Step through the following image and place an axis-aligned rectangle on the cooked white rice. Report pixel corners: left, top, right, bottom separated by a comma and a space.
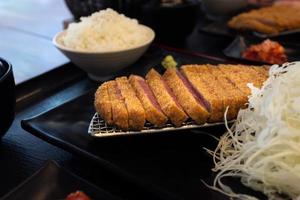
61, 8, 152, 51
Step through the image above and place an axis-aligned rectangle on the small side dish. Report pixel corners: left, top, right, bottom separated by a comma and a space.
242, 39, 287, 64
94, 64, 269, 131
209, 62, 300, 200
66, 191, 91, 200
228, 4, 300, 34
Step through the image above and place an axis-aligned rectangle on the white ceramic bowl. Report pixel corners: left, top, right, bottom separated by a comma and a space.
53, 26, 155, 81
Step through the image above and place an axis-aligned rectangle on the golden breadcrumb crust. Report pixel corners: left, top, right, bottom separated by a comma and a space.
146, 69, 188, 127
106, 80, 129, 131
163, 68, 210, 124
129, 75, 167, 127
116, 76, 146, 130
228, 5, 300, 34
206, 65, 248, 120
181, 65, 224, 122
94, 82, 113, 125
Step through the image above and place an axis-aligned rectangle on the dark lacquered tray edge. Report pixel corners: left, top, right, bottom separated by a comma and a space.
1, 160, 56, 200
21, 114, 179, 200
1, 160, 120, 200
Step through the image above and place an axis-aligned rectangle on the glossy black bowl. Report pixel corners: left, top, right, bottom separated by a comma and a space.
0, 58, 15, 137
139, 0, 200, 42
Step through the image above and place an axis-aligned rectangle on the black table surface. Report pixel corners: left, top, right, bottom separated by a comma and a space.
0, 2, 238, 199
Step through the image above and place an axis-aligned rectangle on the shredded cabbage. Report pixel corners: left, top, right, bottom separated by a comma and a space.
209, 62, 300, 200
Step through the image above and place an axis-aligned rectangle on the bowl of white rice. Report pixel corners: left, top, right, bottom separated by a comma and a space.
53, 8, 155, 81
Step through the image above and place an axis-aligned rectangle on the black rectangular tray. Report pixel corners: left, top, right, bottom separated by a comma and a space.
1, 160, 120, 200
21, 45, 265, 200
200, 20, 300, 38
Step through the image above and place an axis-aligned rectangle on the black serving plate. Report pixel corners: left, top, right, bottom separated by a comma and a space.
21, 45, 266, 199
223, 36, 300, 65
1, 160, 120, 200
199, 20, 300, 47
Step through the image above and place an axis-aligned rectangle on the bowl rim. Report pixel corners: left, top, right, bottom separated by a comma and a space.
52, 25, 155, 55
0, 58, 12, 83
145, 0, 200, 9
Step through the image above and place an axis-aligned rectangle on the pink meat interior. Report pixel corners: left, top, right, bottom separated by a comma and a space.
136, 76, 163, 112
161, 76, 183, 109
178, 70, 211, 112
113, 82, 123, 100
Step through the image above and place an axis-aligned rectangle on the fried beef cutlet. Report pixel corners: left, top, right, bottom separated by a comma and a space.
190, 64, 246, 121
146, 68, 188, 127
218, 65, 251, 95
181, 65, 224, 122
218, 64, 267, 95
95, 64, 269, 131
251, 66, 270, 80
234, 65, 268, 88
106, 80, 129, 131
228, 5, 300, 34
116, 77, 145, 130
247, 66, 270, 88
194, 65, 236, 120
163, 68, 210, 124
129, 75, 168, 127
206, 65, 248, 119
94, 82, 113, 125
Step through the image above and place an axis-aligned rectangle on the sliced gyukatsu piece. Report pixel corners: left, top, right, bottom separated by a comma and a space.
251, 65, 270, 80
218, 64, 267, 95
94, 82, 113, 125
239, 65, 269, 88
106, 80, 129, 130
206, 65, 248, 120
192, 64, 234, 121
115, 76, 146, 130
218, 64, 253, 95
146, 68, 188, 127
181, 65, 224, 122
129, 75, 167, 127
234, 64, 267, 88
163, 68, 210, 124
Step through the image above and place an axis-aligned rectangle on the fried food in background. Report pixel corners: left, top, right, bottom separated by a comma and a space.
228, 5, 300, 34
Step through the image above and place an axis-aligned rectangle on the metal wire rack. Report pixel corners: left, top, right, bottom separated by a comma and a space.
88, 113, 228, 138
